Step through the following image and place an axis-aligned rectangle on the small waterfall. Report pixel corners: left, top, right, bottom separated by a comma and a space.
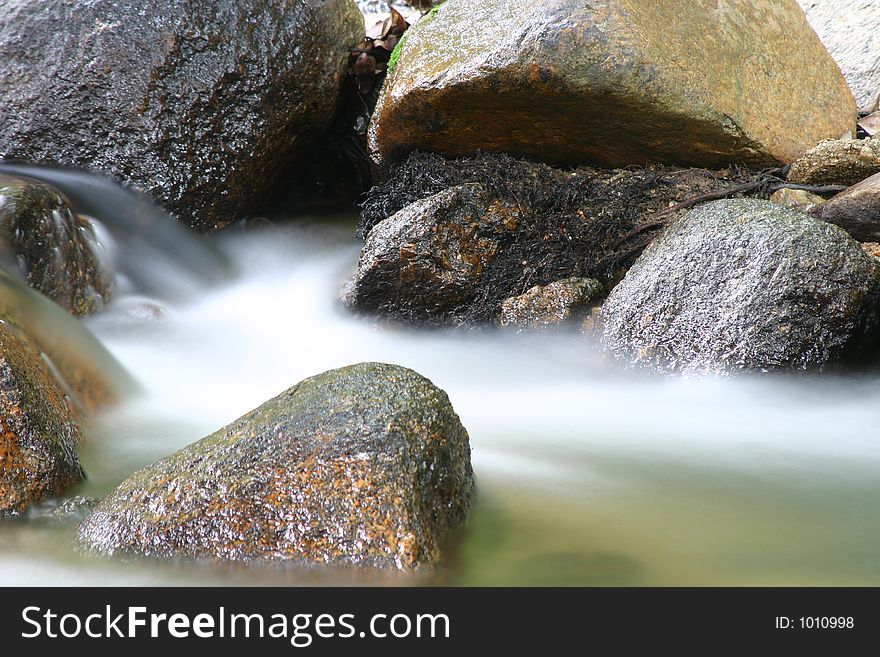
0, 163, 233, 302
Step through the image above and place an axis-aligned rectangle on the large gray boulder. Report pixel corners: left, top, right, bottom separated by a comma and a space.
77, 363, 474, 570
798, 0, 880, 112
371, 0, 854, 171
597, 199, 880, 373
0, 0, 363, 231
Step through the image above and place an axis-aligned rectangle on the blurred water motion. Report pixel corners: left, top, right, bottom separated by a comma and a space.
0, 168, 879, 585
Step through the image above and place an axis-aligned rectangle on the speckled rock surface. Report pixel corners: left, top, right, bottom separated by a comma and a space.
597, 199, 880, 373
0, 179, 112, 315
499, 278, 603, 330
345, 184, 522, 324
371, 0, 854, 171
0, 0, 362, 231
77, 363, 474, 569
769, 187, 826, 212
798, 0, 880, 112
787, 139, 880, 186
0, 320, 85, 515
811, 171, 880, 241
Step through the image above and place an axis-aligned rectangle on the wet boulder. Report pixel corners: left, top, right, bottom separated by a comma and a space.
0, 180, 112, 316
370, 0, 854, 171
811, 172, 880, 241
798, 0, 880, 113
499, 278, 603, 331
0, 321, 85, 515
77, 363, 474, 570
345, 184, 522, 325
597, 199, 880, 373
787, 139, 880, 187
0, 0, 363, 231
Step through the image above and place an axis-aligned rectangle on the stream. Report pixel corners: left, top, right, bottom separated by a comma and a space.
1, 211, 879, 586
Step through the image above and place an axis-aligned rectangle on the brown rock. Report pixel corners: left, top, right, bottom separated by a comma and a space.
76, 363, 474, 570
787, 139, 880, 186
0, 179, 112, 316
769, 188, 826, 212
811, 171, 880, 241
371, 0, 854, 171
0, 320, 85, 515
499, 278, 603, 330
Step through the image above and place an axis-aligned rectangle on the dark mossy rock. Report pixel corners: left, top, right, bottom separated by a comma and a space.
811, 171, 880, 241
0, 0, 362, 231
350, 152, 766, 325
597, 199, 880, 373
77, 363, 474, 569
0, 320, 85, 515
0, 180, 112, 315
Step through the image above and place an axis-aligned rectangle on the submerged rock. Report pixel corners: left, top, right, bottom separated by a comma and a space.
0, 0, 362, 231
597, 199, 880, 373
798, 0, 880, 113
0, 180, 112, 315
787, 139, 880, 186
0, 320, 85, 515
499, 278, 603, 331
370, 0, 854, 171
811, 172, 880, 241
77, 363, 474, 569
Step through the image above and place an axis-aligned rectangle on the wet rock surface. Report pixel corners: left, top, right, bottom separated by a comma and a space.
811, 172, 880, 241
0, 0, 362, 231
351, 152, 769, 325
597, 199, 880, 373
77, 363, 474, 569
370, 0, 854, 171
499, 278, 603, 330
0, 320, 85, 515
0, 180, 112, 316
787, 139, 880, 187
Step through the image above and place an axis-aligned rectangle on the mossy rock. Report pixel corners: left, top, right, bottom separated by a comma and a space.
0, 320, 85, 515
77, 363, 474, 570
370, 0, 854, 171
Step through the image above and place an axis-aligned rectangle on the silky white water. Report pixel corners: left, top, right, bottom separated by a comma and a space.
1, 218, 879, 586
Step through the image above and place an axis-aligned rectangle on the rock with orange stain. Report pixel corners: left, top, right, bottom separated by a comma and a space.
77, 363, 474, 570
0, 320, 85, 515
370, 0, 854, 172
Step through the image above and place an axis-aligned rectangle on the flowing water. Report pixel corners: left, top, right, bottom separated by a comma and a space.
1, 172, 879, 586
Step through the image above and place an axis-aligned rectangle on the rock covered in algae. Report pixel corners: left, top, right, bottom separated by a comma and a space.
597, 199, 880, 373
77, 363, 474, 569
0, 0, 363, 231
370, 0, 854, 171
0, 320, 85, 515
0, 179, 112, 316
